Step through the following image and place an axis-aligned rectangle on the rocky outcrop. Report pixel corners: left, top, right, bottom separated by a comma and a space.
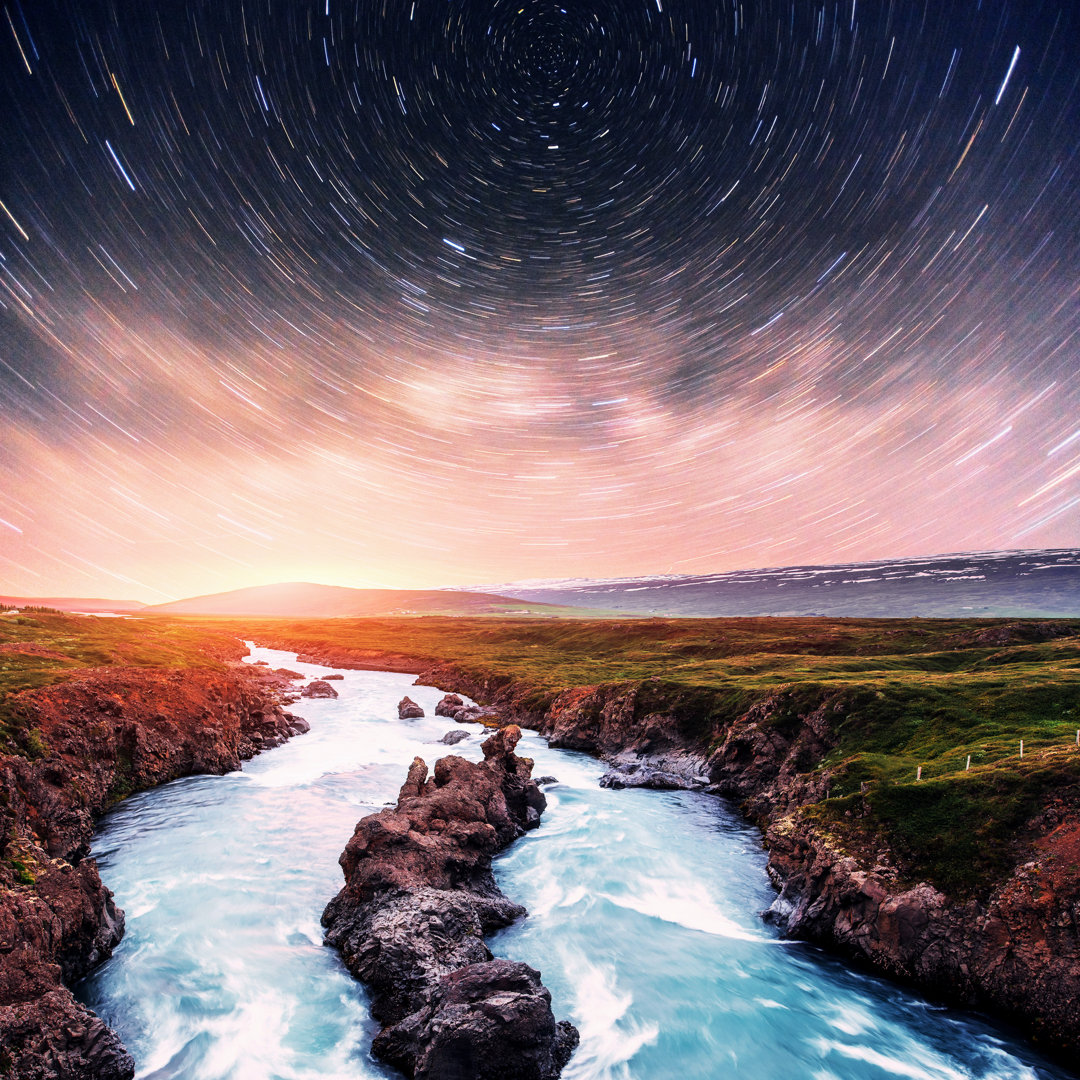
398, 696, 425, 719
439, 730, 470, 745
302, 679, 339, 699
322, 726, 578, 1079
763, 799, 1080, 1053
241, 636, 1080, 1062
599, 756, 708, 791
434, 692, 499, 725
0, 663, 308, 1080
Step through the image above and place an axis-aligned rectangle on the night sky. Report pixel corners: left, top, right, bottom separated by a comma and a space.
1, 1, 1078, 601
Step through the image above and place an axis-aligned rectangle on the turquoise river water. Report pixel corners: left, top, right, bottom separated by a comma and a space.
78, 645, 1072, 1080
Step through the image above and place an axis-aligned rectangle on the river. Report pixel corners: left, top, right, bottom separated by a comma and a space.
78, 645, 1071, 1080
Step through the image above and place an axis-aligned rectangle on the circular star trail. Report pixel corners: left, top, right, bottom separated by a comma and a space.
1, 0, 1078, 598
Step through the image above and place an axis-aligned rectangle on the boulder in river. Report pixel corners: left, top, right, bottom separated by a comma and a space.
301, 680, 339, 699
373, 958, 579, 1080
439, 729, 470, 745
398, 696, 425, 719
599, 764, 707, 791
434, 693, 464, 716
322, 725, 577, 1077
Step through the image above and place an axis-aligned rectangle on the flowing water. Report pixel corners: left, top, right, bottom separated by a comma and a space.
80, 646, 1071, 1080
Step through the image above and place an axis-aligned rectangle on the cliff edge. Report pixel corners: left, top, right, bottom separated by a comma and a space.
0, 659, 308, 1079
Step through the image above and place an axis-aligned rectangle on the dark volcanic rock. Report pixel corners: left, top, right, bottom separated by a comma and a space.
373, 958, 579, 1080
599, 764, 705, 791
763, 802, 1080, 1054
439, 730, 470, 745
302, 679, 339, 699
0, 990, 134, 1080
401, 661, 1080, 1061
322, 726, 575, 1078
322, 673, 345, 680
432, 692, 502, 725
598, 749, 709, 792
398, 696, 425, 719
454, 705, 500, 725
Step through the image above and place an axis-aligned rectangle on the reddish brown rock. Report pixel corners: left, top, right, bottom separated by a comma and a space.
398, 696, 425, 719
434, 693, 464, 717
397, 662, 1080, 1062
302, 679, 339, 699
246, 638, 1080, 1062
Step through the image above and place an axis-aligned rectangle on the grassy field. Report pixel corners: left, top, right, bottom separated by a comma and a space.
3, 610, 1078, 895
0, 611, 243, 753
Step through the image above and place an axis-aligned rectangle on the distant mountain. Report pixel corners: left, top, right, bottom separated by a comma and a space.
469, 549, 1080, 618
0, 595, 147, 613
145, 581, 561, 617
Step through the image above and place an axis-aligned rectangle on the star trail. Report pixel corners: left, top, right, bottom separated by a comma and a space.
1, 0, 1078, 599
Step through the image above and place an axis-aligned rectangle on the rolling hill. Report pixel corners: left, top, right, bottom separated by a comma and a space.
144, 581, 564, 617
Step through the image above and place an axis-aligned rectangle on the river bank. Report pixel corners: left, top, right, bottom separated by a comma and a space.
240, 616, 1080, 1065
3, 612, 1077, 1075
0, 620, 307, 1079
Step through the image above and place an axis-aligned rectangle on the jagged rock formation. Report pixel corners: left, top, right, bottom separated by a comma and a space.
762, 788, 1080, 1052
246, 631, 1080, 1061
322, 725, 578, 1079
434, 693, 464, 716
0, 663, 308, 1080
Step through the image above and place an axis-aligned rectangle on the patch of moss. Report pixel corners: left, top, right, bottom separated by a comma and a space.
8, 853, 35, 886
107, 746, 136, 804
21, 727, 48, 760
